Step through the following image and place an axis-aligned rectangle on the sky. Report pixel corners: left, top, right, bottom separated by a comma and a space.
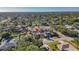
0, 7, 79, 12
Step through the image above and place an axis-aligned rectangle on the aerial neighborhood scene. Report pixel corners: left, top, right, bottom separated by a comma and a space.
0, 7, 79, 51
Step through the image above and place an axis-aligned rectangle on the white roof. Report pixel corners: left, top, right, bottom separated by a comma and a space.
65, 25, 73, 28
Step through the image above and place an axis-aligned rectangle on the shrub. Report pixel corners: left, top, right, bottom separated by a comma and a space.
48, 41, 60, 51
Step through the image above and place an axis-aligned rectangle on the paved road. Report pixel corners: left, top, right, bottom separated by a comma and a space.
53, 30, 78, 51
58, 40, 77, 51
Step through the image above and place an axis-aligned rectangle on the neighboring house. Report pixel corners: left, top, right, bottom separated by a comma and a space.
76, 16, 79, 20
65, 25, 75, 30
0, 38, 17, 50
53, 16, 59, 21
0, 28, 10, 32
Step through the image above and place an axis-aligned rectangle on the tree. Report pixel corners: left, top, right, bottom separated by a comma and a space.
33, 39, 43, 47
1, 32, 11, 39
48, 41, 60, 51
14, 40, 31, 51
26, 45, 40, 51
22, 36, 33, 42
